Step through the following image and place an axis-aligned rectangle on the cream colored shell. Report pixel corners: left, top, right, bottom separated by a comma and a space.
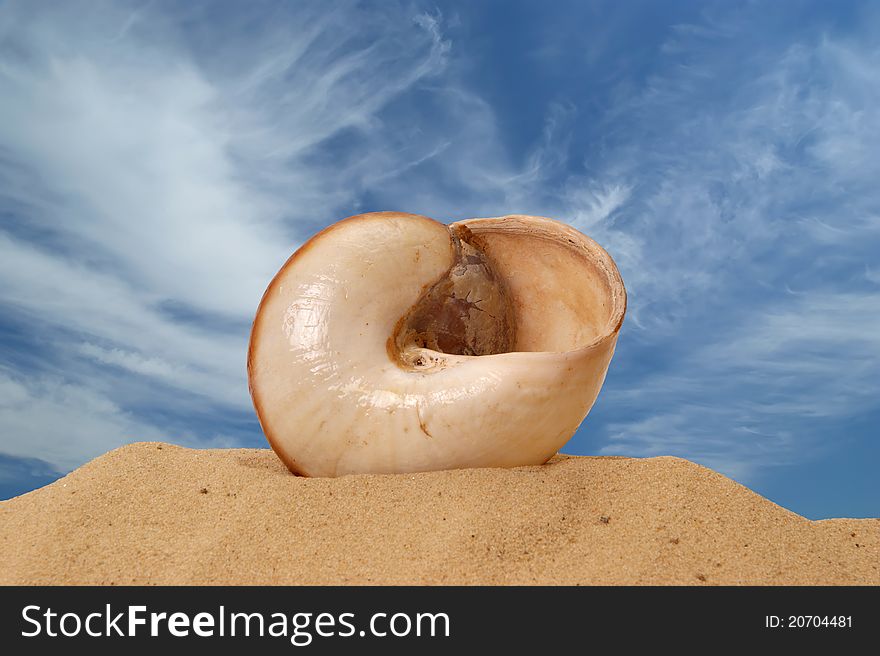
248, 212, 626, 477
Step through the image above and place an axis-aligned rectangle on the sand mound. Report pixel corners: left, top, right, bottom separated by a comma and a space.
1, 442, 877, 585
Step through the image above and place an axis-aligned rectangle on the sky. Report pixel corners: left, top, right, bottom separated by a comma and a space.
0, 0, 878, 519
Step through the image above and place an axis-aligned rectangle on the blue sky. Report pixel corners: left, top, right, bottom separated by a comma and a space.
0, 0, 878, 519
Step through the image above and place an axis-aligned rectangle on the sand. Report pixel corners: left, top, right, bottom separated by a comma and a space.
0, 442, 877, 585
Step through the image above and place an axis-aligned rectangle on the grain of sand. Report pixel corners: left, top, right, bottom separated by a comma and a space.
1, 442, 877, 585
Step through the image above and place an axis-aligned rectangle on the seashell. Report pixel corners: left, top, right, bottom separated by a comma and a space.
247, 212, 626, 476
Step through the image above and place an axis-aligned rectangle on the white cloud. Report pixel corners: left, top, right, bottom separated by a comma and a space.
567, 183, 631, 230
599, 289, 880, 476
0, 369, 167, 472
562, 24, 880, 479
78, 343, 187, 384
0, 232, 246, 408
0, 366, 241, 472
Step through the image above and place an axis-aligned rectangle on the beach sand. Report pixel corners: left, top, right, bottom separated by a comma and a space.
1, 442, 877, 585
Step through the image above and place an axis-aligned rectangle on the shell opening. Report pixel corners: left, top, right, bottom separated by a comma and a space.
392, 225, 516, 370
389, 215, 626, 372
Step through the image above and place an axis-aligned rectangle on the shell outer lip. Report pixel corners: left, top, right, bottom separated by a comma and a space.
451, 214, 627, 355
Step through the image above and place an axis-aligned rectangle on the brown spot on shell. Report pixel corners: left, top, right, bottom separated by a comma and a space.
392, 225, 516, 365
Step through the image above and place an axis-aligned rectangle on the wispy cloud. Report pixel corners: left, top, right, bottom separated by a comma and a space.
556, 9, 880, 481
0, 368, 167, 471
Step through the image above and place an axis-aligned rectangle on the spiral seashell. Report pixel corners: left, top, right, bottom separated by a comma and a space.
248, 212, 626, 476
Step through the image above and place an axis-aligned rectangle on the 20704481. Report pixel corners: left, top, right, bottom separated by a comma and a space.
765, 615, 852, 628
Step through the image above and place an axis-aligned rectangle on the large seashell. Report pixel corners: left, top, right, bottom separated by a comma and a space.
247, 212, 626, 476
